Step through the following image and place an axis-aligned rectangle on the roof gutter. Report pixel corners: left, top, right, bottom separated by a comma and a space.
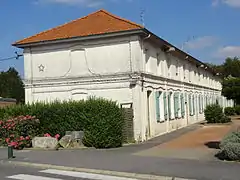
12, 29, 144, 48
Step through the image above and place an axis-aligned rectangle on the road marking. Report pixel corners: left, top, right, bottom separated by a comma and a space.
40, 169, 139, 180
7, 174, 63, 180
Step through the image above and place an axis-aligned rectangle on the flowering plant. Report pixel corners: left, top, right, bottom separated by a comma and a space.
44, 133, 60, 140
0, 115, 40, 150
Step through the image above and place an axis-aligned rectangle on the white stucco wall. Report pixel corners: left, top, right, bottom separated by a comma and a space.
22, 34, 233, 142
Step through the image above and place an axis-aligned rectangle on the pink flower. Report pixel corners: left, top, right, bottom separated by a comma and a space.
25, 136, 30, 140
5, 138, 10, 143
20, 136, 25, 140
9, 141, 18, 147
54, 134, 60, 140
44, 133, 51, 137
10, 134, 15, 138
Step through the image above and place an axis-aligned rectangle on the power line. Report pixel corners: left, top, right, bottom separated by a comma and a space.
0, 52, 23, 62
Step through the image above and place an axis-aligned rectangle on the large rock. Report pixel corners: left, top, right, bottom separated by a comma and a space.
32, 137, 58, 149
59, 135, 82, 148
59, 135, 72, 148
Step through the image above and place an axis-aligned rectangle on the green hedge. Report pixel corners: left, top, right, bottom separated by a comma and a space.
224, 107, 235, 116
219, 131, 240, 161
204, 104, 231, 124
82, 98, 124, 148
0, 101, 85, 137
0, 97, 124, 148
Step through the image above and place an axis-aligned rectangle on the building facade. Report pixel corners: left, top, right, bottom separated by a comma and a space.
13, 10, 234, 142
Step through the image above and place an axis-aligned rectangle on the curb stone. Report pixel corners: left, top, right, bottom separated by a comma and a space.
5, 161, 196, 180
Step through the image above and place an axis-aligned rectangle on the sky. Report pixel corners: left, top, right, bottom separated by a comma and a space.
1, 0, 240, 76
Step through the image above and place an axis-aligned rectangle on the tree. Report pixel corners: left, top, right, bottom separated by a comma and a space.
222, 77, 240, 105
0, 68, 24, 104
207, 57, 240, 105
222, 57, 240, 78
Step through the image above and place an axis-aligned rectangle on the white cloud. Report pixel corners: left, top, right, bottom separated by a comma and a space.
35, 0, 132, 7
185, 36, 218, 50
212, 0, 240, 8
35, 0, 103, 7
214, 46, 240, 58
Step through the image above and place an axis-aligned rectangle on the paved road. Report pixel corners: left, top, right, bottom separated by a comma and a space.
0, 163, 149, 180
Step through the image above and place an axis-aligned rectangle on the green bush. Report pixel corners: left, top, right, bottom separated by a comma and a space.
219, 131, 240, 161
0, 97, 124, 149
82, 97, 124, 148
0, 101, 85, 137
204, 104, 231, 123
224, 107, 235, 116
235, 106, 240, 115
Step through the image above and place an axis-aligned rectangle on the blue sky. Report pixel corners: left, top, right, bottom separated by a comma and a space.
1, 0, 240, 76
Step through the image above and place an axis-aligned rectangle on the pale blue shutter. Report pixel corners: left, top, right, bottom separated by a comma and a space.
198, 95, 201, 114
163, 92, 167, 120
193, 95, 195, 115
189, 94, 192, 116
168, 93, 172, 120
181, 93, 185, 117
155, 91, 160, 122
174, 92, 179, 118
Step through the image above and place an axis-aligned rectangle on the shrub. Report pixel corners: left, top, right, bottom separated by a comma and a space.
235, 106, 240, 115
218, 131, 240, 161
224, 107, 235, 116
0, 101, 86, 137
0, 98, 125, 149
0, 115, 40, 149
204, 104, 230, 123
82, 97, 124, 148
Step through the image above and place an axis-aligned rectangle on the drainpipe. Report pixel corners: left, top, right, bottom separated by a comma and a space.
139, 34, 151, 141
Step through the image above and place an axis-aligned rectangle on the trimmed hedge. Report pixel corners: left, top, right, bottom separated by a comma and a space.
0, 97, 124, 148
219, 131, 240, 161
0, 101, 85, 137
224, 107, 235, 116
204, 104, 231, 124
82, 98, 124, 148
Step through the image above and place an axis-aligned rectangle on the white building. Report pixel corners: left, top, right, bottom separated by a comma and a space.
13, 9, 233, 142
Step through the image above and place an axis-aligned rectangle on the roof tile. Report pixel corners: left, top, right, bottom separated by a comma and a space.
13, 9, 143, 46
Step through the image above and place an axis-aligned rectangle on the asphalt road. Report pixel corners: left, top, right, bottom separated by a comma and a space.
0, 163, 144, 180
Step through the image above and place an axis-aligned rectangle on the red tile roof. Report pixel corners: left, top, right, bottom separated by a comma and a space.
13, 9, 143, 46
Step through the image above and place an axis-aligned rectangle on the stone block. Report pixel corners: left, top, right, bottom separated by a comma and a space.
32, 137, 58, 149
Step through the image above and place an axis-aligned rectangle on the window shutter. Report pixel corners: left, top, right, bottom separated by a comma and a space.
181, 93, 185, 117
174, 93, 179, 118
189, 94, 192, 116
198, 95, 201, 114
168, 93, 172, 120
163, 92, 168, 120
193, 95, 195, 115
155, 91, 160, 122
